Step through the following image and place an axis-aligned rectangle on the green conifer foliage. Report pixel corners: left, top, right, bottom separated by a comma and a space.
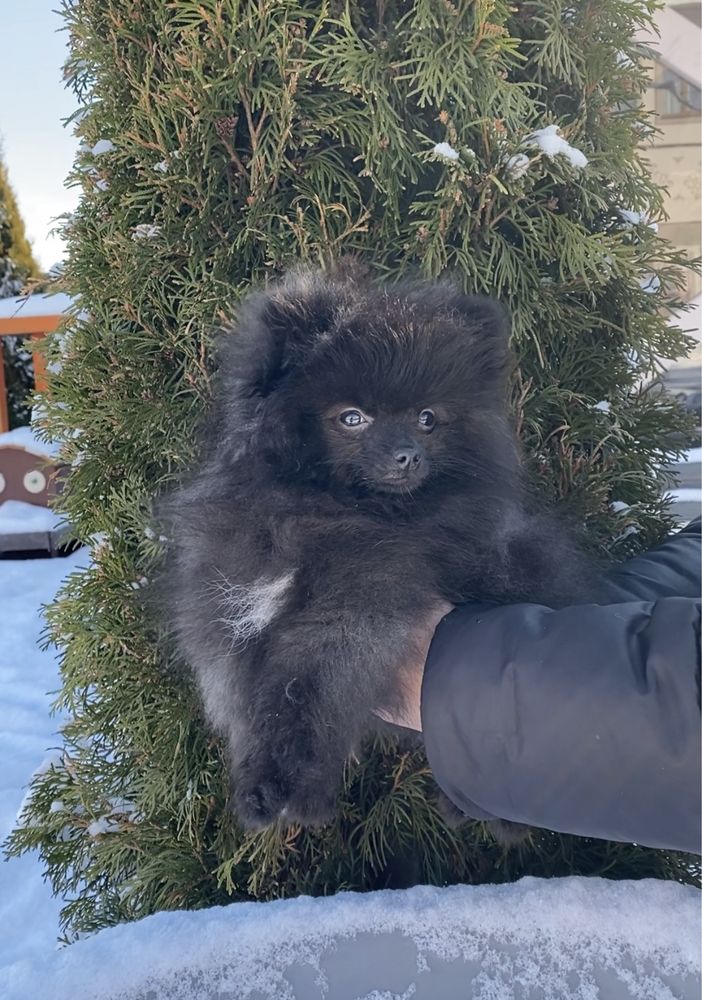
7, 0, 698, 937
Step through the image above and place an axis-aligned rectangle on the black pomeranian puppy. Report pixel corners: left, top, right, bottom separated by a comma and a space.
164, 263, 592, 832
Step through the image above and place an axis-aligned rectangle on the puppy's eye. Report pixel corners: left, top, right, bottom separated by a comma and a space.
417, 409, 436, 431
339, 409, 367, 428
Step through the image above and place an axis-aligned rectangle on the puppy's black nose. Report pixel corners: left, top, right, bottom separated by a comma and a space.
394, 448, 422, 469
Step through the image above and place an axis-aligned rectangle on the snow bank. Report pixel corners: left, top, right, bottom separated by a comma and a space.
0, 550, 86, 973
2, 877, 699, 1000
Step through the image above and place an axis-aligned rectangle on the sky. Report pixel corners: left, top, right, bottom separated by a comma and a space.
0, 0, 80, 271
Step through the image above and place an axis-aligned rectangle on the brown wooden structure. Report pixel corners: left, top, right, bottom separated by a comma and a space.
0, 296, 73, 554
0, 301, 64, 433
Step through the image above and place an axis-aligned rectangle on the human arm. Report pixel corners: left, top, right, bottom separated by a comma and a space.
421, 594, 701, 852
386, 520, 701, 852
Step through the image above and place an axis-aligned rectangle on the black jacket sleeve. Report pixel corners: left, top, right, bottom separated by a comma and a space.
421, 520, 701, 854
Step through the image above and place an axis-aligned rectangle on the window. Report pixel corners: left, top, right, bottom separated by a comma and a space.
655, 64, 702, 117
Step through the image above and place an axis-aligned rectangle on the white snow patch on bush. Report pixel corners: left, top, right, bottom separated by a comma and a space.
522, 125, 588, 169
616, 524, 641, 541
91, 139, 115, 156
131, 223, 161, 241
86, 799, 140, 837
503, 152, 530, 179
95, 179, 109, 192
593, 400, 611, 412
432, 142, 460, 161
143, 526, 169, 543
87, 816, 122, 837
618, 209, 658, 232
640, 273, 661, 294
611, 501, 630, 513
154, 160, 169, 173
1, 877, 699, 1000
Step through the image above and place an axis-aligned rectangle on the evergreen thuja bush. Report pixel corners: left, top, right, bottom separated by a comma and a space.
7, 0, 699, 937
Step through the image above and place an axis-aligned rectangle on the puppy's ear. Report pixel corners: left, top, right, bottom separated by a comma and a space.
402, 282, 512, 390
450, 293, 510, 342
446, 292, 513, 391
211, 270, 350, 471
218, 270, 342, 398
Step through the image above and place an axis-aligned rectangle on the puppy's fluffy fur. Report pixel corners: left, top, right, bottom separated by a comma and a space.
164, 264, 592, 831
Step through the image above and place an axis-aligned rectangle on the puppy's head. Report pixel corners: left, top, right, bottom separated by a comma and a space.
217, 265, 516, 497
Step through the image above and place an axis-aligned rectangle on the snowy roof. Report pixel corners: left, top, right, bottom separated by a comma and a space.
0, 293, 73, 320
1, 876, 698, 1000
0, 427, 61, 458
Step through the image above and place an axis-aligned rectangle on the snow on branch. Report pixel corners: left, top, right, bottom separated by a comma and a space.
522, 124, 588, 169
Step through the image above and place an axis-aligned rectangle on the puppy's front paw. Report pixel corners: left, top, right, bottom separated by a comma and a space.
233, 763, 288, 829
486, 818, 532, 848
231, 750, 339, 830
280, 779, 338, 828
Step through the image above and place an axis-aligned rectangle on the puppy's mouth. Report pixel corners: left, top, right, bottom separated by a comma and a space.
373, 471, 429, 494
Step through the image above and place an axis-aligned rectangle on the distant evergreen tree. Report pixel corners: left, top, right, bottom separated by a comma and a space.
0, 158, 39, 277
7, 0, 698, 940
0, 154, 39, 428
0, 207, 21, 297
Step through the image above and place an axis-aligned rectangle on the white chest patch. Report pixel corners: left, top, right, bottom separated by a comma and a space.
214, 571, 295, 646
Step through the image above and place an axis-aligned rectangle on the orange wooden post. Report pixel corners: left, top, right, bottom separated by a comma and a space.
31, 334, 49, 394
0, 338, 9, 433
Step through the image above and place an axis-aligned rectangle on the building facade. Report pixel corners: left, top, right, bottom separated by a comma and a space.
641, 1, 701, 301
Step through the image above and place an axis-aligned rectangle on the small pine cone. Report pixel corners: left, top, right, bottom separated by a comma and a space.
215, 115, 238, 140
482, 22, 507, 37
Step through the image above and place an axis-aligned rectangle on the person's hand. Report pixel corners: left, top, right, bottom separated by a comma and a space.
374, 600, 453, 731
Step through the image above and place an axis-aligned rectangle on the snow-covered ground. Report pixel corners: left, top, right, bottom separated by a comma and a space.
0, 549, 85, 975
